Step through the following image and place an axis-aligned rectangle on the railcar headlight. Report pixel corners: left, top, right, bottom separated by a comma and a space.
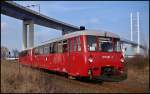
88, 58, 93, 63
120, 58, 124, 63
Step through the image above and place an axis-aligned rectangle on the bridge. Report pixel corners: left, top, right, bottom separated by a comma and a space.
120, 38, 146, 50
1, 1, 80, 49
1, 1, 147, 55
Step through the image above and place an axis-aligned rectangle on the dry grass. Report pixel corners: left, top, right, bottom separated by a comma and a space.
1, 60, 54, 93
125, 55, 149, 88
126, 55, 149, 69
1, 60, 100, 93
1, 56, 149, 93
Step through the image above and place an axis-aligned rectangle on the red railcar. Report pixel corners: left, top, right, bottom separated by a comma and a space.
19, 30, 127, 81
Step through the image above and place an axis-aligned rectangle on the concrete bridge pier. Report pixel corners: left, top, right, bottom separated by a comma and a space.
22, 20, 34, 50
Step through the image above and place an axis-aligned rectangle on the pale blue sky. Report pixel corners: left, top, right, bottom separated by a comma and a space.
1, 1, 149, 51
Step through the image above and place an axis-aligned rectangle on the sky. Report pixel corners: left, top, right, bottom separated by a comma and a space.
1, 1, 149, 52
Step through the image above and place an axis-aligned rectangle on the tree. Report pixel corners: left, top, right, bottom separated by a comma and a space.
1, 46, 9, 59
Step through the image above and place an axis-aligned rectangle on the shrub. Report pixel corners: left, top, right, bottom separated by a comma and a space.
126, 55, 149, 70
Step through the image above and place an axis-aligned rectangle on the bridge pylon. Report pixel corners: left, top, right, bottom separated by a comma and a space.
22, 20, 34, 50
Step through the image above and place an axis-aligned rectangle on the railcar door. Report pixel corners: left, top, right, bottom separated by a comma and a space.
43, 44, 50, 69
33, 48, 39, 68
68, 38, 74, 75
38, 46, 45, 68
68, 37, 82, 76
62, 40, 69, 73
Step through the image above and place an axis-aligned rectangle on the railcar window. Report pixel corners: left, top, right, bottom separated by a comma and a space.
69, 39, 73, 52
19, 52, 22, 56
44, 45, 49, 55
87, 36, 97, 51
49, 43, 53, 53
25, 50, 28, 56
19, 50, 28, 56
63, 40, 68, 52
51, 43, 55, 53
49, 44, 51, 53
77, 37, 81, 51
39, 47, 44, 54
114, 39, 121, 52
99, 37, 113, 52
54, 42, 58, 53
34, 48, 39, 55
74, 38, 77, 51
58, 41, 63, 53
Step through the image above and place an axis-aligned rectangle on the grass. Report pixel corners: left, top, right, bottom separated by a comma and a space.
1, 56, 149, 93
1, 60, 53, 93
126, 55, 149, 69
125, 55, 149, 88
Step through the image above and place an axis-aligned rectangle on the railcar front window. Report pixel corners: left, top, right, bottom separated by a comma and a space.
87, 36, 97, 51
99, 37, 113, 52
87, 36, 121, 52
99, 41, 113, 52
114, 40, 121, 52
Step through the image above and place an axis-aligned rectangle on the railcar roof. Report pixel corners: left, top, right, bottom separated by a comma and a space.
22, 30, 120, 50
65, 30, 120, 38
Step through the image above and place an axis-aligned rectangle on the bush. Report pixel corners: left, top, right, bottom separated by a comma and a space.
126, 55, 149, 70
